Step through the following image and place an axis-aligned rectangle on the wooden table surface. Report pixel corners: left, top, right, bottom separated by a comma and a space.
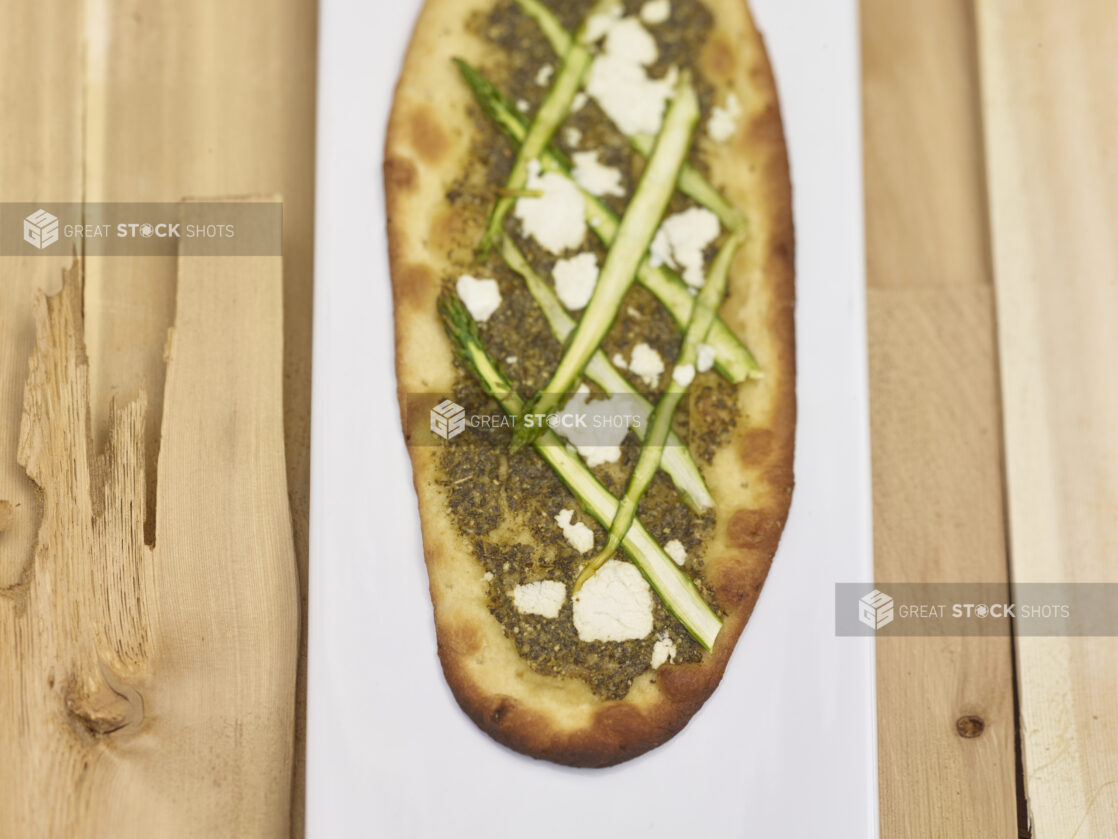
2, 1, 1116, 836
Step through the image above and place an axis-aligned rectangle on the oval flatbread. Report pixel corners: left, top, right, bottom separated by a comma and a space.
384, 0, 794, 767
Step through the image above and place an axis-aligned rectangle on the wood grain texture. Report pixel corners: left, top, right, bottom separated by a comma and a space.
0, 0, 82, 590
79, 1, 317, 828
862, 0, 992, 289
862, 1, 1019, 834
868, 286, 1018, 838
0, 256, 298, 837
977, 1, 1118, 835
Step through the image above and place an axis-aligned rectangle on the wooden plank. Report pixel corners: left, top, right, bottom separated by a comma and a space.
0, 0, 82, 589
0, 255, 298, 836
868, 286, 1018, 838
976, 2, 1118, 835
862, 1, 1020, 834
862, 0, 992, 289
80, 1, 317, 827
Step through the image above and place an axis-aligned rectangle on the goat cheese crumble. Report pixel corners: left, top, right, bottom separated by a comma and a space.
512, 580, 567, 619
672, 363, 695, 387
708, 91, 742, 142
584, 14, 677, 136
514, 160, 587, 254
455, 275, 502, 322
553, 385, 644, 467
572, 150, 625, 198
663, 539, 687, 566
696, 343, 716, 373
627, 342, 665, 388
555, 508, 595, 554
640, 0, 671, 25
650, 207, 721, 287
553, 252, 600, 310
573, 559, 654, 642
650, 632, 678, 668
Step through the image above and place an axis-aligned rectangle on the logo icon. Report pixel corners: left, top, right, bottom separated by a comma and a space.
858, 589, 894, 630
23, 209, 59, 249
430, 399, 466, 441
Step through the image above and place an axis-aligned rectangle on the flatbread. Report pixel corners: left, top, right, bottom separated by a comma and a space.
384, 0, 794, 767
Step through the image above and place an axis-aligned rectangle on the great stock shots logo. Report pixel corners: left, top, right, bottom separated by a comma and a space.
430, 399, 466, 441
858, 589, 894, 630
23, 209, 59, 249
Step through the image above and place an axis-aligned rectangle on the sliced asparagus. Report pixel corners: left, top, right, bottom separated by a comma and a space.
575, 231, 745, 591
500, 237, 713, 511
478, 20, 594, 256
513, 0, 572, 53
453, 59, 759, 382
514, 0, 745, 231
511, 72, 700, 451
629, 133, 745, 231
441, 295, 722, 650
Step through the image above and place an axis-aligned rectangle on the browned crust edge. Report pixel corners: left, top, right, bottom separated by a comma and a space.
383, 0, 795, 768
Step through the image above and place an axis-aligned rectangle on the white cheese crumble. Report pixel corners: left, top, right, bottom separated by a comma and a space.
573, 559, 654, 642
708, 92, 743, 143
553, 252, 600, 310
516, 99, 531, 114
650, 632, 678, 668
565, 126, 583, 148
512, 580, 567, 618
663, 539, 687, 566
572, 91, 589, 111
572, 150, 625, 198
603, 17, 658, 64
672, 363, 695, 387
628, 342, 664, 388
455, 275, 502, 322
650, 207, 721, 287
506, 355, 517, 365
553, 385, 645, 466
640, 0, 671, 25
585, 15, 677, 136
583, 3, 623, 44
535, 64, 554, 86
555, 508, 595, 554
696, 343, 716, 373
612, 352, 628, 370
514, 160, 587, 254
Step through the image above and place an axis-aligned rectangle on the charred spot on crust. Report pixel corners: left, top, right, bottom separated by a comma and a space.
407, 104, 451, 164
384, 156, 418, 193
702, 34, 736, 82
490, 697, 513, 725
396, 262, 437, 312
727, 507, 780, 549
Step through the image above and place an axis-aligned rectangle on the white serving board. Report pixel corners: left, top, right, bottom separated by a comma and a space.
307, 1, 877, 836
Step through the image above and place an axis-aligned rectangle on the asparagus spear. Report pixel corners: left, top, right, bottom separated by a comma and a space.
629, 133, 745, 231
441, 294, 722, 650
511, 72, 700, 451
477, 12, 595, 256
514, 0, 745, 231
575, 231, 745, 591
453, 59, 759, 383
499, 237, 714, 511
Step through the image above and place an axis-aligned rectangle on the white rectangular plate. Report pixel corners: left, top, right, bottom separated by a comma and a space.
308, 0, 877, 835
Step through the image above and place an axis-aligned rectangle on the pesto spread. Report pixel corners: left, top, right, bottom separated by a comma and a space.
438, 0, 741, 701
